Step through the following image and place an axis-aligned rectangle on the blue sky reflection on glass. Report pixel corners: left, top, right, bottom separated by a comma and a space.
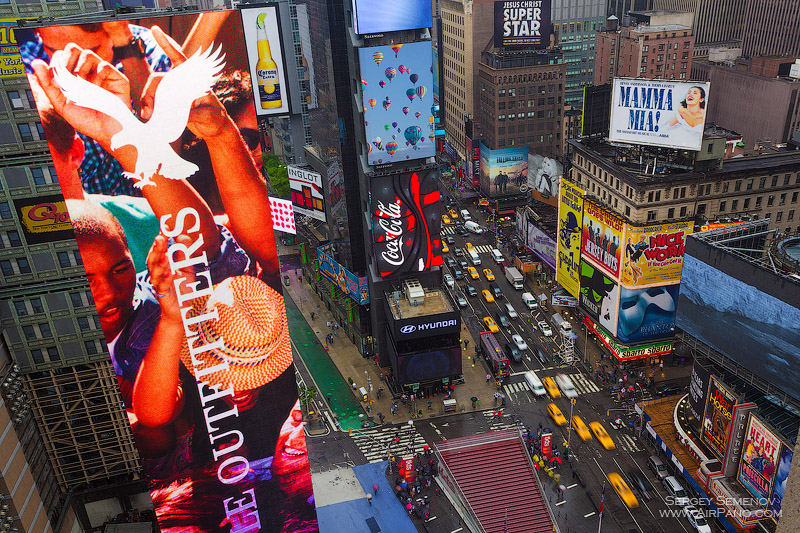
352, 0, 433, 34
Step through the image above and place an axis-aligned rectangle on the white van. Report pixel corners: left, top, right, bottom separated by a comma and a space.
504, 302, 518, 319
522, 292, 537, 310
490, 248, 504, 263
460, 209, 472, 221
468, 249, 481, 265
559, 322, 573, 337
663, 476, 690, 506
524, 371, 547, 397
465, 221, 483, 234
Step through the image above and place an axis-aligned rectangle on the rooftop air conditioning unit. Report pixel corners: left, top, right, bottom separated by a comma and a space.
402, 279, 425, 306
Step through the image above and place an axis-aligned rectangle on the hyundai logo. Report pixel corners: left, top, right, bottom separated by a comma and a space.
400, 325, 416, 334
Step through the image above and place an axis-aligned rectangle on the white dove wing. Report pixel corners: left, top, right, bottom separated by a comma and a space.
146, 45, 226, 143
53, 61, 142, 143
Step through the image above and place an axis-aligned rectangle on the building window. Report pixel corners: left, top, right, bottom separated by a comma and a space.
780, 193, 786, 205
789, 210, 795, 221
7, 90, 23, 109
70, 291, 84, 308
697, 204, 706, 215
679, 206, 687, 217
747, 178, 753, 190
22, 325, 36, 340
17, 258, 31, 274
625, 206, 631, 217
768, 195, 775, 207
777, 211, 783, 222
744, 198, 751, 209
84, 340, 98, 355
793, 192, 798, 203
643, 45, 649, 52
679, 72, 686, 79
756, 197, 762, 208
57, 251, 71, 268
784, 174, 791, 185
14, 301, 27, 316
31, 349, 43, 364
760, 176, 767, 188
772, 175, 778, 187
47, 347, 60, 362
719, 201, 726, 212
0, 260, 12, 276
78, 316, 91, 331
647, 210, 657, 221
7, 230, 21, 247
668, 207, 675, 219
640, 66, 647, 73
0, 202, 11, 219
17, 123, 33, 142
732, 200, 738, 211
735, 180, 742, 192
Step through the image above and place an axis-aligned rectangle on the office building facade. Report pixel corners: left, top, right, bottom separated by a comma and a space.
552, 0, 606, 107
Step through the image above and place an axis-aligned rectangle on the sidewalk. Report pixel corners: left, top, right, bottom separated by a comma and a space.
278, 246, 501, 431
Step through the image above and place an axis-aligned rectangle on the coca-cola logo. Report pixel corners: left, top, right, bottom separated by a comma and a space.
375, 199, 405, 267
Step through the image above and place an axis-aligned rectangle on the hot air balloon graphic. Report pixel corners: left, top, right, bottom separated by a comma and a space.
429, 115, 435, 123
416, 86, 427, 99
361, 78, 367, 86
372, 51, 383, 65
385, 67, 396, 82
415, 112, 421, 119
390, 44, 403, 57
392, 122, 398, 128
429, 133, 436, 142
372, 137, 383, 151
382, 97, 391, 110
368, 98, 377, 108
392, 135, 397, 139
404, 126, 422, 148
386, 141, 399, 156
406, 88, 417, 102
379, 80, 386, 88
410, 73, 419, 85
384, 124, 390, 130
402, 106, 410, 115
398, 65, 407, 74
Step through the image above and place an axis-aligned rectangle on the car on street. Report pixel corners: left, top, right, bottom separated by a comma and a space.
547, 403, 567, 426
442, 214, 451, 225
511, 334, 528, 351
441, 242, 449, 253
504, 342, 522, 363
489, 282, 503, 299
590, 422, 616, 450
466, 285, 478, 297
504, 303, 518, 319
684, 506, 712, 533
572, 416, 592, 441
482, 289, 494, 303
465, 242, 475, 252
446, 257, 456, 269
459, 259, 469, 270
444, 274, 454, 288
454, 269, 463, 279
532, 343, 548, 365
542, 376, 561, 398
608, 472, 639, 509
483, 268, 495, 281
454, 247, 464, 257
483, 316, 499, 333
456, 293, 468, 307
555, 373, 578, 399
656, 382, 686, 396
456, 225, 468, 236
448, 209, 459, 219
445, 235, 455, 245
496, 312, 511, 328
467, 266, 480, 279
538, 321, 553, 336
628, 470, 654, 501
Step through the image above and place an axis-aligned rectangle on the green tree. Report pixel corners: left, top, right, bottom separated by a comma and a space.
263, 154, 290, 198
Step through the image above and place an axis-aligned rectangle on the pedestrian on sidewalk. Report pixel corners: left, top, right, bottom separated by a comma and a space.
464, 339, 469, 349
373, 483, 379, 495
310, 311, 315, 321
366, 493, 372, 505
327, 320, 332, 329
486, 373, 492, 383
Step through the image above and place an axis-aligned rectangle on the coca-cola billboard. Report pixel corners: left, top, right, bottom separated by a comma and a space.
371, 170, 442, 278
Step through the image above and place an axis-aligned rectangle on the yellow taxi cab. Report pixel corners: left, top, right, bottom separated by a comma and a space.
590, 421, 616, 450
467, 266, 480, 279
465, 242, 475, 252
441, 242, 450, 253
483, 268, 495, 281
442, 214, 451, 225
448, 209, 459, 219
482, 289, 495, 303
608, 472, 639, 509
572, 415, 592, 442
542, 376, 561, 398
547, 403, 567, 426
483, 316, 499, 333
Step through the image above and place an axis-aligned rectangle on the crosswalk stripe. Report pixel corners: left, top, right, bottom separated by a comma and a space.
441, 227, 454, 235
615, 433, 642, 453
569, 373, 601, 395
351, 426, 428, 463
475, 245, 493, 254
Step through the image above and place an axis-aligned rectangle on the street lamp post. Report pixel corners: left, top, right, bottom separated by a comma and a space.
567, 398, 576, 458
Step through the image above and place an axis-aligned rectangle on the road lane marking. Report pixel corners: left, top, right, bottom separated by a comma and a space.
584, 512, 595, 518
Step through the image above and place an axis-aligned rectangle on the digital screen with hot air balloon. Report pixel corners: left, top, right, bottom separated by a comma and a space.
351, 0, 433, 34
359, 42, 435, 166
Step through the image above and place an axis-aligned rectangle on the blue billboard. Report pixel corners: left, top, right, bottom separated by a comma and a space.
352, 0, 433, 35
617, 284, 679, 343
479, 144, 529, 197
317, 249, 370, 304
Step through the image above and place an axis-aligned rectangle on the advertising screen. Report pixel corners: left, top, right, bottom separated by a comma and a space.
529, 152, 561, 201
397, 347, 462, 386
317, 248, 370, 305
585, 319, 672, 361
702, 377, 737, 460
609, 79, 710, 151
0, 20, 24, 78
582, 200, 623, 280
622, 221, 693, 287
359, 41, 435, 165
616, 284, 679, 343
392, 311, 461, 341
370, 170, 442, 278
526, 221, 557, 271
479, 144, 529, 197
688, 362, 711, 424
739, 415, 781, 503
13, 195, 75, 244
579, 259, 619, 334
288, 166, 326, 222
295, 4, 318, 109
241, 5, 291, 117
18, 13, 316, 531
494, 0, 551, 48
556, 178, 583, 298
351, 0, 433, 35
677, 254, 800, 402
768, 442, 793, 520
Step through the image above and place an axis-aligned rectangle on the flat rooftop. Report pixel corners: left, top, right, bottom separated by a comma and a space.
633, 24, 691, 33
387, 288, 453, 320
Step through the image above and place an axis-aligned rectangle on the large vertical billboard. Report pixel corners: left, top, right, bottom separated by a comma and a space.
739, 414, 781, 503
526, 222, 557, 271
19, 13, 316, 531
241, 5, 291, 117
556, 178, 583, 298
479, 144, 529, 197
288, 166, 326, 222
493, 1, 551, 48
370, 170, 442, 278
702, 377, 737, 460
582, 200, 624, 280
621, 221, 693, 287
359, 41, 435, 165
529, 152, 561, 206
317, 248, 370, 304
0, 20, 24, 77
579, 259, 619, 334
351, 0, 433, 35
768, 442, 794, 520
687, 362, 711, 424
609, 79, 710, 151
616, 284, 679, 343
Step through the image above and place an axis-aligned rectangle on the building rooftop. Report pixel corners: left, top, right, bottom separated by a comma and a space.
632, 23, 692, 34
386, 288, 453, 320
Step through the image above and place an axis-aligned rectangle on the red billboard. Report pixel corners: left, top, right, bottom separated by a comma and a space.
541, 432, 553, 458
581, 200, 624, 280
19, 12, 316, 531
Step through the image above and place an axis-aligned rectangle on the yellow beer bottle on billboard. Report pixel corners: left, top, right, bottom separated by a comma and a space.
256, 12, 282, 109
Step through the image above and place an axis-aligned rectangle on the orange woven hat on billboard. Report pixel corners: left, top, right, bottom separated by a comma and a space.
180, 275, 293, 390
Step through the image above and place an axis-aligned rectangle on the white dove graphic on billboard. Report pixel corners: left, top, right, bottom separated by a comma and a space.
52, 45, 226, 188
